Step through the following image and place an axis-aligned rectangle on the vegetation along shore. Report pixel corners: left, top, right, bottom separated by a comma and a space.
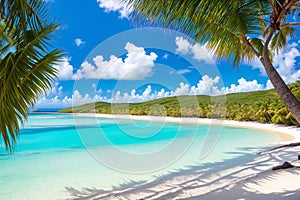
60, 82, 300, 126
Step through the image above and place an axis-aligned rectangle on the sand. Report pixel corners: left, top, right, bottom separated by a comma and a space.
69, 114, 300, 200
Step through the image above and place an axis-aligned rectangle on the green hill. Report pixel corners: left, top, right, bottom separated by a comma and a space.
60, 82, 300, 126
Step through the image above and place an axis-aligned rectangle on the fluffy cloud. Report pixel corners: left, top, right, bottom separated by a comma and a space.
225, 78, 264, 94
273, 42, 300, 83
74, 42, 158, 80
52, 43, 157, 81
175, 37, 214, 64
173, 82, 190, 96
97, 0, 132, 19
190, 76, 222, 95
175, 37, 191, 55
75, 38, 85, 47
191, 43, 212, 62
53, 58, 76, 80
47, 82, 63, 97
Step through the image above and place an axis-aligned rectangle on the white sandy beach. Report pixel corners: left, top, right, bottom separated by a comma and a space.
70, 114, 300, 200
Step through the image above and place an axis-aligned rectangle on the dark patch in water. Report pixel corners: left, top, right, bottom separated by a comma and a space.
20, 125, 100, 135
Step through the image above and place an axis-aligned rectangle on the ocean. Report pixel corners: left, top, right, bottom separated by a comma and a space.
0, 114, 279, 199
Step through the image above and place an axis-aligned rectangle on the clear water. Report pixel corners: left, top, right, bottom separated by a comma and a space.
0, 114, 279, 200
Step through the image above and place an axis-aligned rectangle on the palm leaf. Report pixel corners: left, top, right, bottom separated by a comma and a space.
0, 0, 63, 152
250, 38, 264, 55
270, 26, 296, 52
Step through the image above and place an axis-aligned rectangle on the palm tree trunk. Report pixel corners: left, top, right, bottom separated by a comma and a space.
262, 55, 300, 124
261, 27, 300, 124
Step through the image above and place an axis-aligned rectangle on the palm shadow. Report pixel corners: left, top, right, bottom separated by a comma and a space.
63, 144, 300, 200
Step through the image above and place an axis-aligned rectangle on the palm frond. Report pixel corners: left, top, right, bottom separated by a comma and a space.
270, 26, 296, 52
0, 0, 63, 152
250, 38, 264, 55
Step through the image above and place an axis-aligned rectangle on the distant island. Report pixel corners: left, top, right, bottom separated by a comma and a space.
60, 82, 300, 126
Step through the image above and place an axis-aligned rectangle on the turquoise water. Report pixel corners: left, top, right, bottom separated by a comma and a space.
0, 114, 279, 200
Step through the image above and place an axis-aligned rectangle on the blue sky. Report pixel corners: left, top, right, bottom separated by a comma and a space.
36, 0, 300, 108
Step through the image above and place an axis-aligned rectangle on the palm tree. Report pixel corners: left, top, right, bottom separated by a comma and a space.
0, 0, 63, 151
124, 0, 300, 123
255, 99, 273, 122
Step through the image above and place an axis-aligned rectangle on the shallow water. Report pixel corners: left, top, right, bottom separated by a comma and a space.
0, 114, 279, 200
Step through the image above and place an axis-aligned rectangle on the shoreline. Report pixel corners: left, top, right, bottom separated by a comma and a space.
68, 113, 300, 200
75, 113, 299, 143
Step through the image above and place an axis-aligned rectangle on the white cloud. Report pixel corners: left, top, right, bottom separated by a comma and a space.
273, 43, 300, 83
173, 82, 190, 96
111, 85, 154, 103
52, 43, 158, 81
177, 69, 192, 75
74, 42, 158, 80
157, 88, 170, 98
53, 58, 76, 80
142, 85, 152, 99
175, 37, 191, 55
225, 78, 264, 94
97, 0, 132, 19
72, 90, 92, 105
75, 38, 85, 47
175, 37, 214, 64
170, 69, 192, 75
46, 81, 63, 98
191, 43, 212, 63
190, 75, 222, 95
74, 61, 97, 79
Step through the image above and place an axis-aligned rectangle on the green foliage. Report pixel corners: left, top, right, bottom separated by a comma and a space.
61, 82, 300, 126
270, 26, 296, 52
250, 38, 264, 55
0, 0, 63, 151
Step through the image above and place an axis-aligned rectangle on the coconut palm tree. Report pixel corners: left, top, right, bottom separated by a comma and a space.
255, 99, 273, 122
124, 0, 300, 123
0, 0, 63, 151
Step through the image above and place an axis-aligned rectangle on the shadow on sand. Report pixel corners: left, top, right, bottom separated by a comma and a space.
65, 145, 300, 200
